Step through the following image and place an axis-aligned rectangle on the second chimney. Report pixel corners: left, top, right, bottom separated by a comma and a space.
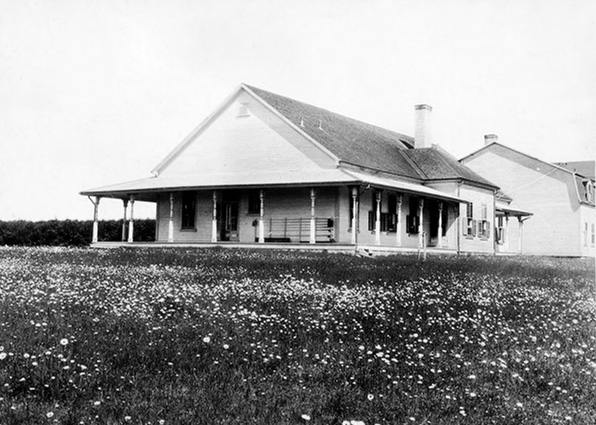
415, 104, 432, 148
484, 134, 498, 146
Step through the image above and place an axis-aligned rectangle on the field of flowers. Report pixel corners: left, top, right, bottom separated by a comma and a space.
0, 247, 594, 425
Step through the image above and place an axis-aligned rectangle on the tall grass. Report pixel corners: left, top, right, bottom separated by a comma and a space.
0, 247, 594, 424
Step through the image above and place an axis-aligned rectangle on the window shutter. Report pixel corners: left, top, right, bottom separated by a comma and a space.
407, 215, 419, 234
368, 211, 375, 231
486, 221, 491, 239
390, 213, 397, 232
463, 218, 468, 236
472, 219, 477, 237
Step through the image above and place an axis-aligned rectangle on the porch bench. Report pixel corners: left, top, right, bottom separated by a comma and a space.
263, 237, 292, 243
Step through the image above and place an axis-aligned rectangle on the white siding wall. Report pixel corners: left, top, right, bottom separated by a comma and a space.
160, 91, 335, 177
156, 192, 212, 242
463, 148, 581, 256
457, 185, 496, 254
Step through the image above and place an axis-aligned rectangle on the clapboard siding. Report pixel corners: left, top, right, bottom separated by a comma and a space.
156, 192, 212, 242
160, 91, 334, 177
462, 146, 589, 256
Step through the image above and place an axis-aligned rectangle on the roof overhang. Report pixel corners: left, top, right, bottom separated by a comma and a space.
81, 169, 471, 204
343, 171, 470, 203
495, 201, 533, 217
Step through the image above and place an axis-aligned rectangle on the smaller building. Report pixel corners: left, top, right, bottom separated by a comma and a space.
461, 137, 595, 257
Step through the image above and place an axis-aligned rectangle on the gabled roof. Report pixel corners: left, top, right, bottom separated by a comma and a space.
554, 161, 595, 180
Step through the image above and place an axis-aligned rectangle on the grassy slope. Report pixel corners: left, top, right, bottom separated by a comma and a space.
0, 247, 594, 425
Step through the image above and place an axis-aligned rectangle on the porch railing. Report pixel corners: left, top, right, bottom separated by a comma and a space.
264, 217, 334, 243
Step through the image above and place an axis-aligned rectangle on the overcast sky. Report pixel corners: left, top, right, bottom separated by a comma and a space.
1, 0, 594, 220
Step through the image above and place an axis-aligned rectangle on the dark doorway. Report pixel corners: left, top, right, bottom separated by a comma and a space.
219, 191, 240, 241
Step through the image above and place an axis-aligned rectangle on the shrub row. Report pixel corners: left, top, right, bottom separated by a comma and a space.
0, 219, 156, 246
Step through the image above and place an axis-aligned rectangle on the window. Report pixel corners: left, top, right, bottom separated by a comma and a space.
463, 202, 475, 237
248, 190, 260, 215
478, 204, 490, 239
366, 192, 399, 233
592, 224, 595, 246
584, 181, 593, 203
348, 187, 357, 230
385, 193, 398, 233
407, 197, 420, 234
181, 192, 196, 229
496, 216, 505, 244
584, 222, 589, 247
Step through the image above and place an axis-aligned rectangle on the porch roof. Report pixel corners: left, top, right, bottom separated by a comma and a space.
343, 170, 469, 203
495, 201, 533, 217
80, 169, 470, 204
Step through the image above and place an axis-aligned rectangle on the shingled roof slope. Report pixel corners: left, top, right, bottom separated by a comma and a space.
554, 161, 595, 180
246, 85, 422, 180
246, 84, 497, 188
404, 147, 498, 188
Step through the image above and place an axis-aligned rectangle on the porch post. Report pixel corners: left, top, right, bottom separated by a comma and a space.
351, 187, 358, 245
310, 188, 316, 244
211, 191, 218, 243
121, 200, 128, 242
89, 196, 100, 244
418, 198, 424, 249
259, 190, 265, 243
127, 195, 135, 243
437, 201, 443, 248
168, 193, 175, 243
396, 194, 402, 247
504, 214, 509, 250
375, 190, 382, 245
518, 217, 524, 254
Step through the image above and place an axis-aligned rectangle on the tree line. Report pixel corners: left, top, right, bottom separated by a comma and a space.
0, 219, 156, 246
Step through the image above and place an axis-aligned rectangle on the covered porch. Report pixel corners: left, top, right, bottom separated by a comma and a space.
80, 169, 469, 252
494, 201, 533, 254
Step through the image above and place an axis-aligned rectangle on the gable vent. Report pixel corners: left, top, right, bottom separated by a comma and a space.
237, 103, 250, 117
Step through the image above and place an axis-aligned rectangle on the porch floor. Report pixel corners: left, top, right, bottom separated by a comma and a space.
90, 241, 459, 256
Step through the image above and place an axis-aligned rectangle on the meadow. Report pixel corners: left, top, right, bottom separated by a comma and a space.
0, 247, 594, 425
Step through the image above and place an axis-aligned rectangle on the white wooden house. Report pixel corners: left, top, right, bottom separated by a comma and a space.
461, 138, 595, 257
81, 84, 501, 254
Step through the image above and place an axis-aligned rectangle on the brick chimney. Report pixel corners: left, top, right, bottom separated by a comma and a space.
484, 134, 498, 146
414, 104, 432, 148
